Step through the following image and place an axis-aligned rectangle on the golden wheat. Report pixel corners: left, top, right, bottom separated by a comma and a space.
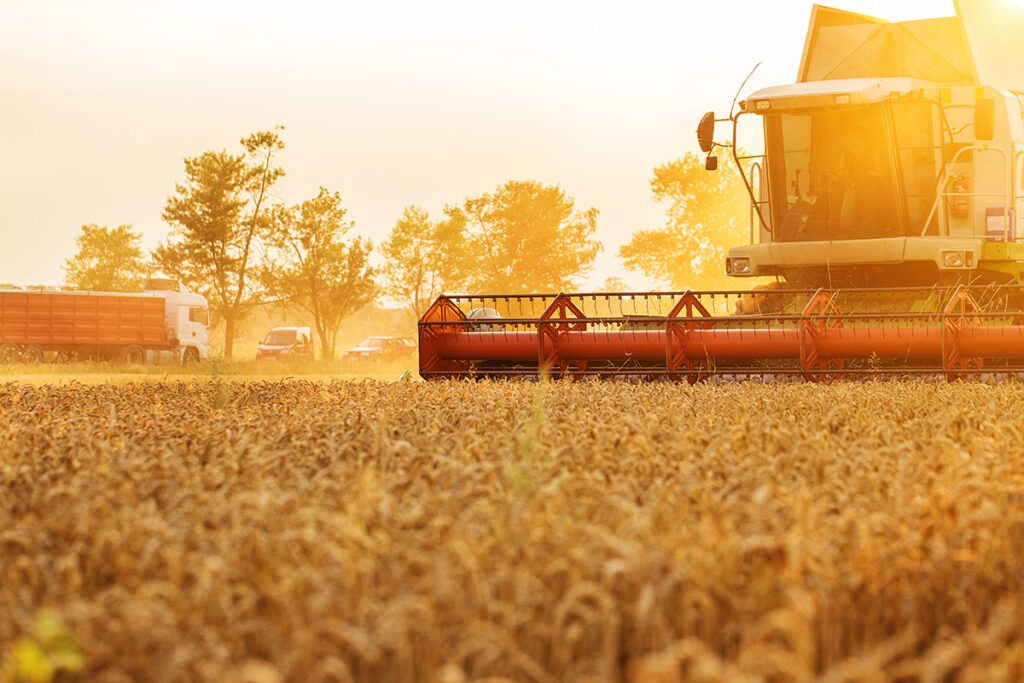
3, 379, 1024, 682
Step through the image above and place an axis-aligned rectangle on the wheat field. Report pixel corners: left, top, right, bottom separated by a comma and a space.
3, 378, 1024, 682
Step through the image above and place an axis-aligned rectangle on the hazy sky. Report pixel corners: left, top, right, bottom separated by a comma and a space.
2, 0, 958, 289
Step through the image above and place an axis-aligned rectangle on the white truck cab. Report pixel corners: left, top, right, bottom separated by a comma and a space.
142, 278, 211, 363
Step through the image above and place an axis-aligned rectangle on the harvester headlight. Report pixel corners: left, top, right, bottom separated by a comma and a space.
834, 94, 851, 105
941, 251, 966, 268
754, 100, 771, 111
727, 257, 751, 275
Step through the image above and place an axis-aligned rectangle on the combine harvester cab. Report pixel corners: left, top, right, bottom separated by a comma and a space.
419, 0, 1024, 382
712, 0, 1024, 291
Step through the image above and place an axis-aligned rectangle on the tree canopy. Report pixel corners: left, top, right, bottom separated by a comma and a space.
619, 152, 750, 290
380, 182, 600, 314
63, 224, 149, 292
155, 128, 285, 358
457, 180, 601, 294
262, 187, 375, 359
379, 205, 472, 319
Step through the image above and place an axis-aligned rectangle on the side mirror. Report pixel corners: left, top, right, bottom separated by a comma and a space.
705, 155, 718, 171
975, 97, 995, 141
697, 111, 716, 153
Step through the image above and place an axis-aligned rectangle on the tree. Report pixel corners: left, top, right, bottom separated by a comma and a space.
619, 152, 750, 291
63, 224, 149, 291
155, 128, 285, 359
596, 276, 631, 292
459, 180, 602, 294
379, 205, 472, 319
263, 187, 375, 359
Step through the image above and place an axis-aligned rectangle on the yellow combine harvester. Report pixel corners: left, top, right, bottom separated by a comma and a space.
420, 0, 1024, 381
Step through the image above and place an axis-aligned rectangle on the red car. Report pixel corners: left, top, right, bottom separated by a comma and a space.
343, 336, 416, 361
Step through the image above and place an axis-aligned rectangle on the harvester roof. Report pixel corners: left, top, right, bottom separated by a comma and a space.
800, 0, 1024, 91
743, 77, 937, 112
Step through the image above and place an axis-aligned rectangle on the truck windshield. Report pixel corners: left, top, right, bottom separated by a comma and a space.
767, 101, 940, 241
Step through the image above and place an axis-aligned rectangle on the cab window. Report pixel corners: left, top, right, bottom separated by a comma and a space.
188, 307, 209, 325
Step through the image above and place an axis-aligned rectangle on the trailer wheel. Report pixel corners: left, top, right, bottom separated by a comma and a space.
21, 345, 43, 364
182, 347, 200, 364
123, 346, 145, 364
0, 344, 19, 364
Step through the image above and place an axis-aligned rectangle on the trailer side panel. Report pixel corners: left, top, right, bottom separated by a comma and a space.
0, 292, 169, 348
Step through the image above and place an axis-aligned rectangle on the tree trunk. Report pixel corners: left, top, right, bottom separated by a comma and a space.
317, 329, 332, 361
223, 315, 236, 360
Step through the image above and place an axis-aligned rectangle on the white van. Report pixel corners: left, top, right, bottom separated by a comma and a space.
256, 326, 314, 360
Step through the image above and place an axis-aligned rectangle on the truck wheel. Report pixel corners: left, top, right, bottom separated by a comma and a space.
123, 346, 145, 364
182, 347, 200, 364
21, 345, 43, 364
0, 344, 19, 364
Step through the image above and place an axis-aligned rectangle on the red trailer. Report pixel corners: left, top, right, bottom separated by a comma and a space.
0, 287, 210, 364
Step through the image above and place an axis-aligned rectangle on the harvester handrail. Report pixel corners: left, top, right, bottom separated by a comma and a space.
921, 144, 1010, 237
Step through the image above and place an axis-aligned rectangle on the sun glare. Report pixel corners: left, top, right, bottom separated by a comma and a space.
3, 0, 1024, 291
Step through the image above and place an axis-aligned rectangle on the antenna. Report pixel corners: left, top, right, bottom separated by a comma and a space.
730, 62, 763, 119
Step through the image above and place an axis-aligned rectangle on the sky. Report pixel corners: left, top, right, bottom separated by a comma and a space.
1, 0, 962, 289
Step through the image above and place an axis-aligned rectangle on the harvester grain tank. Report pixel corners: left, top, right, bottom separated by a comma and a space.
418, 0, 1024, 381
0, 278, 210, 364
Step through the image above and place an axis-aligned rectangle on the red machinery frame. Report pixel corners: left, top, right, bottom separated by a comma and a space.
419, 286, 1024, 381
